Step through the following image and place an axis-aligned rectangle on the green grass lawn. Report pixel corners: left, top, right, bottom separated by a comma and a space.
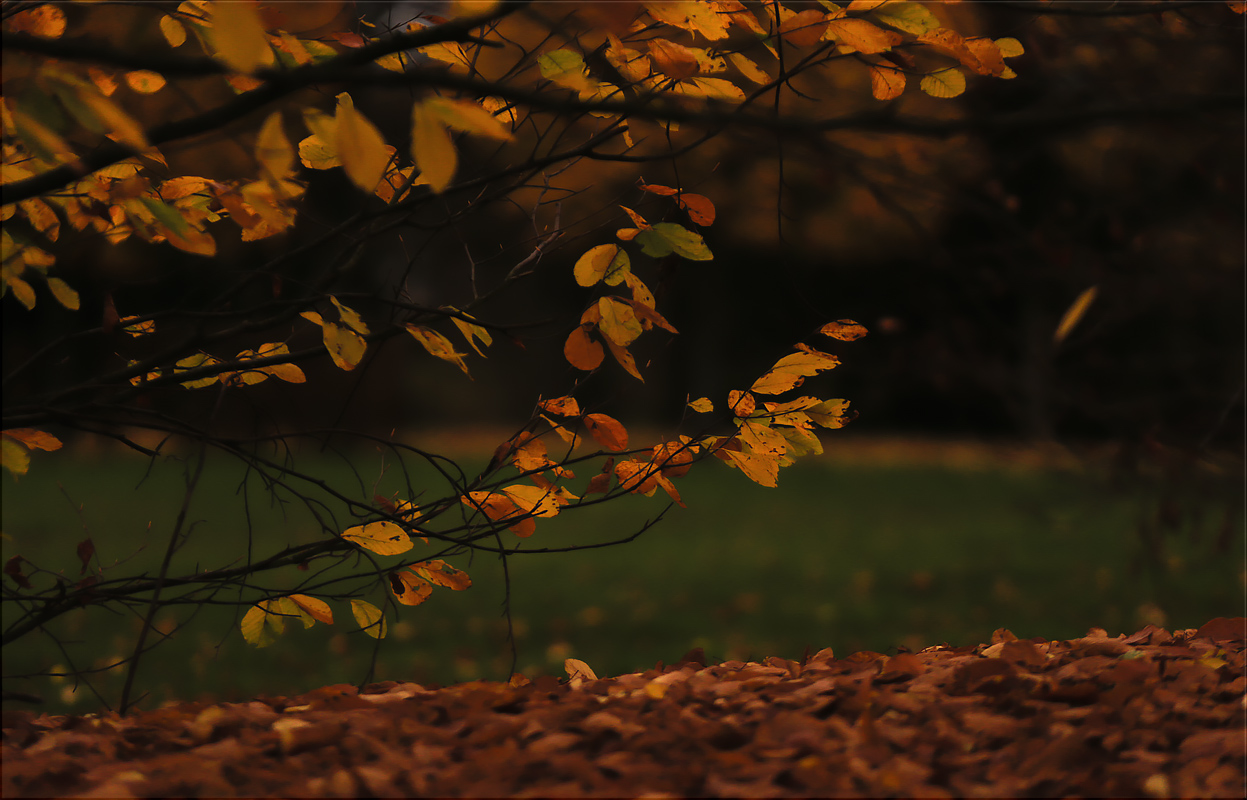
2, 440, 1241, 715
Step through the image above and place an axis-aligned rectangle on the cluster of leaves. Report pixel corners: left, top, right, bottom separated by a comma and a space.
1, 0, 1046, 695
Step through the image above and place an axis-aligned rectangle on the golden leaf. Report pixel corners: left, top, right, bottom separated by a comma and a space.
585, 413, 629, 452
350, 599, 387, 639
335, 93, 390, 192
342, 521, 413, 555
210, 0, 275, 73
411, 102, 456, 193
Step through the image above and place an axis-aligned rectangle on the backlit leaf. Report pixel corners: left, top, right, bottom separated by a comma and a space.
672, 77, 745, 102
1054, 286, 1098, 344
46, 278, 79, 310
750, 347, 840, 395
728, 52, 769, 85
406, 324, 471, 376
160, 15, 188, 47
636, 222, 712, 260
538, 49, 595, 93
175, 353, 221, 389
584, 413, 628, 452
210, 0, 275, 73
565, 327, 604, 371
255, 111, 294, 184
342, 520, 413, 555
597, 297, 643, 347
779, 9, 829, 47
688, 397, 714, 413
335, 93, 389, 192
288, 594, 333, 624
125, 71, 167, 94
565, 658, 597, 681
240, 604, 280, 646
350, 599, 387, 639
2, 439, 30, 478
574, 244, 619, 287
9, 4, 67, 38
10, 109, 78, 167
390, 569, 433, 606
540, 396, 581, 417
870, 65, 906, 100
3, 429, 62, 451
920, 68, 965, 99
76, 88, 149, 149
322, 322, 366, 371
463, 491, 535, 537
446, 307, 492, 355
329, 296, 369, 334
645, 1, 730, 40
807, 398, 851, 428
411, 102, 456, 193
995, 37, 1025, 58
425, 96, 513, 141
820, 319, 868, 340
604, 337, 643, 381
501, 484, 562, 518
648, 38, 700, 80
728, 389, 756, 417
826, 17, 901, 53
738, 417, 788, 456
719, 448, 779, 487
871, 2, 939, 35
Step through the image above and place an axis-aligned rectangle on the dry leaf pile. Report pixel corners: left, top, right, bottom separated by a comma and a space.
3, 619, 1242, 798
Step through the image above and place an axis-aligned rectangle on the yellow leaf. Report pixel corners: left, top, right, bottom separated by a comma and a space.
329, 295, 369, 334
538, 49, 595, 93
597, 297, 643, 347
870, 65, 905, 101
574, 244, 620, 287
462, 491, 535, 537
995, 37, 1025, 58
286, 594, 333, 625
3, 428, 62, 451
826, 17, 901, 53
807, 398, 851, 429
7, 273, 39, 309
322, 322, 366, 370
819, 319, 868, 341
46, 277, 79, 310
636, 222, 712, 260
672, 77, 745, 103
750, 348, 840, 395
255, 111, 294, 185
688, 397, 714, 413
720, 449, 779, 487
411, 102, 456, 193
334, 93, 390, 192
625, 272, 655, 308
175, 352, 220, 388
728, 52, 770, 85
738, 417, 789, 456
342, 521, 413, 555
1053, 286, 1097, 345
500, 484, 562, 518
390, 569, 433, 606
405, 324, 470, 376
160, 15, 187, 47
920, 68, 966, 99
240, 604, 281, 646
125, 71, 167, 94
584, 413, 629, 452
298, 134, 340, 170
446, 307, 492, 356
2, 438, 30, 479
645, 1, 730, 40
564, 658, 598, 681
210, 0, 275, 73
350, 599, 387, 639
425, 96, 513, 141
119, 316, 156, 337
564, 327, 604, 371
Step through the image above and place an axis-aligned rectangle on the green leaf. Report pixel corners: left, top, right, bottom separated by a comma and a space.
871, 2, 940, 35
2, 438, 30, 479
636, 222, 713, 261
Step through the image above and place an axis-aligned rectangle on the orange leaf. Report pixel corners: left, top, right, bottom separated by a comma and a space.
539, 396, 582, 417
648, 38, 700, 80
2, 428, 63, 452
819, 319, 868, 341
604, 338, 643, 381
390, 569, 434, 606
719, 448, 780, 487
412, 559, 472, 591
564, 327, 604, 371
728, 389, 756, 418
584, 413, 629, 452
585, 473, 612, 495
779, 9, 829, 47
288, 594, 334, 624
869, 65, 905, 100
615, 459, 659, 495
826, 18, 901, 53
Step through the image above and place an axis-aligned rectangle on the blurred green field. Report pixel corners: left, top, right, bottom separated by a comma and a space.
2, 439, 1241, 715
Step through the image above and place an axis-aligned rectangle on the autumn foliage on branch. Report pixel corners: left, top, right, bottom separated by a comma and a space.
0, 0, 1131, 709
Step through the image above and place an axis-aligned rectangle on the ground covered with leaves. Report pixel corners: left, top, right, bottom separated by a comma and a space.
2, 620, 1242, 798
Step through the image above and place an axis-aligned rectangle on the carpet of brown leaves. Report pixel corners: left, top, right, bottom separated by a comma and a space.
3, 619, 1243, 798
